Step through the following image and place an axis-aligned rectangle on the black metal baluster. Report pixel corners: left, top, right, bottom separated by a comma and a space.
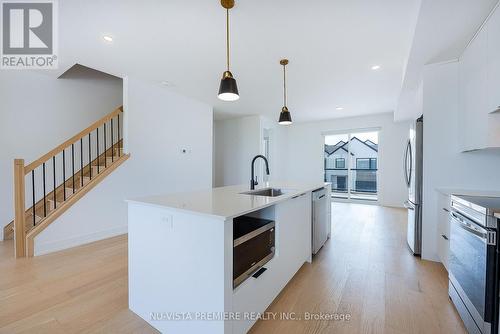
63, 149, 66, 201
88, 133, 92, 179
32, 170, 35, 226
80, 138, 84, 187
52, 156, 56, 210
71, 144, 75, 193
104, 122, 107, 168
97, 127, 100, 174
42, 163, 46, 217
117, 113, 121, 157
111, 118, 114, 162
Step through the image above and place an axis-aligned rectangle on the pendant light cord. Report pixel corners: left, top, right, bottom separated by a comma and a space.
283, 64, 287, 107
226, 8, 230, 71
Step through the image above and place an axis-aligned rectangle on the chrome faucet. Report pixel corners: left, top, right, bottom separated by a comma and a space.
251, 155, 270, 190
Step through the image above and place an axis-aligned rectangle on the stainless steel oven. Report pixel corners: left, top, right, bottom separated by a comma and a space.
449, 195, 500, 334
233, 216, 275, 288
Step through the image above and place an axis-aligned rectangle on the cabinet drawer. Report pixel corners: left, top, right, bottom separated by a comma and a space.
436, 192, 450, 271
438, 232, 450, 271
232, 257, 281, 334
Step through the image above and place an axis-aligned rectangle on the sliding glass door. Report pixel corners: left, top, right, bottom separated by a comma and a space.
324, 130, 379, 201
324, 133, 349, 199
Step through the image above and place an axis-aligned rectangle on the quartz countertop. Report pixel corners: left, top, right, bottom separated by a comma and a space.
436, 187, 500, 198
127, 182, 330, 220
436, 187, 500, 219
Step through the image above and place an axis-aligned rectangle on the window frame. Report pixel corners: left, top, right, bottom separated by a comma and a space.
356, 158, 377, 170
335, 158, 345, 169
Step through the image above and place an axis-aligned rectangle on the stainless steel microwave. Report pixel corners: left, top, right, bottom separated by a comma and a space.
233, 216, 275, 288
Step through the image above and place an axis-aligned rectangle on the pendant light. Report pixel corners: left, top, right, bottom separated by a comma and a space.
218, 0, 239, 101
278, 59, 292, 125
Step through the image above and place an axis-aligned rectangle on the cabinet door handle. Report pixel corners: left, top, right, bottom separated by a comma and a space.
252, 267, 267, 278
441, 234, 449, 241
292, 193, 306, 199
443, 208, 449, 213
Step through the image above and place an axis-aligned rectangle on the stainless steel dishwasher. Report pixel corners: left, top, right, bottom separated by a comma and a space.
312, 188, 328, 254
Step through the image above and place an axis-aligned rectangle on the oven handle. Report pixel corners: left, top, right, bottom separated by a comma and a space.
449, 212, 488, 241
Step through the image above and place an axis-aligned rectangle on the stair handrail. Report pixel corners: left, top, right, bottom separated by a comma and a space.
24, 106, 123, 174
13, 105, 124, 258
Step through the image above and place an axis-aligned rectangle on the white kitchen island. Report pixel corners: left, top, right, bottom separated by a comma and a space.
127, 183, 331, 334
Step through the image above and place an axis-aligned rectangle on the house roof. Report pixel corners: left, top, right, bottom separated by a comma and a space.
325, 137, 378, 156
364, 139, 379, 151
325, 141, 346, 155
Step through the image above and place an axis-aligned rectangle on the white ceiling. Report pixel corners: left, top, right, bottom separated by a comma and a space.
396, 0, 499, 121
55, 0, 422, 122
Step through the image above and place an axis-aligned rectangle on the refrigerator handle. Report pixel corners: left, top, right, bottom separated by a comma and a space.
403, 140, 412, 187
403, 141, 408, 184
404, 200, 414, 210
408, 140, 413, 186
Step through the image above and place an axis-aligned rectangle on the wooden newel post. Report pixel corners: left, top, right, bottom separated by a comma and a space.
14, 159, 26, 258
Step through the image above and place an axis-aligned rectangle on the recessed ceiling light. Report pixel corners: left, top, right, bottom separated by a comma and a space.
336, 107, 344, 111
161, 81, 176, 88
103, 35, 113, 42
371, 65, 381, 70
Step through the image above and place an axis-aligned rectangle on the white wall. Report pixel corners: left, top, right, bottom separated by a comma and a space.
282, 113, 410, 208
213, 116, 262, 187
0, 69, 123, 240
260, 116, 289, 185
422, 60, 500, 261
213, 115, 288, 188
34, 76, 213, 255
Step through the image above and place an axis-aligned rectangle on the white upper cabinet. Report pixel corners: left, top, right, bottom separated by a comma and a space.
487, 6, 500, 114
486, 6, 500, 147
459, 4, 500, 151
459, 27, 488, 151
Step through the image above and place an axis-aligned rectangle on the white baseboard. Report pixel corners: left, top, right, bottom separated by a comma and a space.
34, 225, 128, 256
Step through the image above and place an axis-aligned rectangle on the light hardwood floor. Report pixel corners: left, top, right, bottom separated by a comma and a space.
250, 203, 466, 334
0, 203, 465, 333
0, 234, 156, 334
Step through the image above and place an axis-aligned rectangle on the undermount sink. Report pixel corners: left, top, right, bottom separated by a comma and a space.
240, 188, 287, 197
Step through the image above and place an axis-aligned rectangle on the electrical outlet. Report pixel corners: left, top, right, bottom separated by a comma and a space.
161, 215, 173, 229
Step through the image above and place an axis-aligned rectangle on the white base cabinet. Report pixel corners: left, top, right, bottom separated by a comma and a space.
232, 193, 312, 334
128, 185, 321, 334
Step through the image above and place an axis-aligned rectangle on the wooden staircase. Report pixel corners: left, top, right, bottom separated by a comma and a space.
5, 106, 129, 257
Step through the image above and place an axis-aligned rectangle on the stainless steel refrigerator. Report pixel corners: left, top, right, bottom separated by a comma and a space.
404, 116, 423, 255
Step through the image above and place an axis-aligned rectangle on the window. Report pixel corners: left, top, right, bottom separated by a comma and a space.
356, 158, 377, 170
324, 131, 379, 201
335, 158, 345, 169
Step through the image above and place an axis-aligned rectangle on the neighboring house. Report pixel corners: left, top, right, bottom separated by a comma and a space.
324, 137, 378, 193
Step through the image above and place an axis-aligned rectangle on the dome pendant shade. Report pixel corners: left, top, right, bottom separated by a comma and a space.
278, 106, 292, 125
278, 59, 292, 125
217, 0, 239, 102
218, 71, 239, 101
